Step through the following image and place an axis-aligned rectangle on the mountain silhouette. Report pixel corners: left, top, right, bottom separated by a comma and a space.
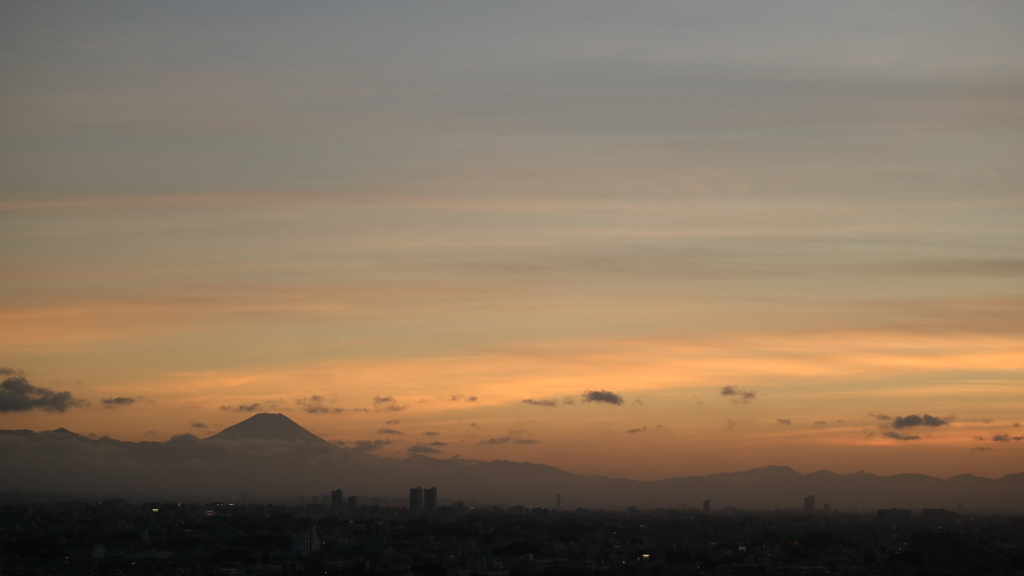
208, 412, 330, 444
2, 415, 1023, 512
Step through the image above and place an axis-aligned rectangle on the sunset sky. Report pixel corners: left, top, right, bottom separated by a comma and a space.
2, 1, 1022, 481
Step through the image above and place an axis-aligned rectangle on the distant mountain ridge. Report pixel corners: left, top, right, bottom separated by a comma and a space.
1, 413, 1022, 512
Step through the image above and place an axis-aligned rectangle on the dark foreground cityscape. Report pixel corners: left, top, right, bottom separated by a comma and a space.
3, 487, 1023, 576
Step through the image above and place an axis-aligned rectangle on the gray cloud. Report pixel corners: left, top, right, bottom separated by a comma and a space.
720, 385, 757, 402
296, 395, 343, 414
344, 439, 392, 453
191, 422, 207, 429
479, 434, 544, 444
814, 421, 828, 428
883, 431, 920, 441
220, 403, 263, 413
0, 374, 84, 413
870, 412, 891, 421
373, 395, 406, 412
385, 419, 401, 425
479, 437, 511, 445
971, 446, 993, 452
893, 414, 949, 428
450, 394, 478, 403
408, 444, 442, 455
424, 431, 439, 436
522, 398, 558, 407
101, 396, 137, 408
582, 389, 624, 405
625, 427, 646, 434
428, 441, 448, 446
377, 428, 403, 435
777, 418, 791, 425
992, 433, 1023, 443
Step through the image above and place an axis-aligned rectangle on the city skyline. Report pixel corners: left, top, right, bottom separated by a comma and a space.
2, 1, 1023, 482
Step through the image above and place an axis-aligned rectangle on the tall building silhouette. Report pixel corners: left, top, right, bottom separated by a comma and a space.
409, 486, 424, 512
331, 489, 344, 510
424, 487, 437, 513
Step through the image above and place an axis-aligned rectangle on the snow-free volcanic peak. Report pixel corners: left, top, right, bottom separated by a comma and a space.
208, 412, 328, 444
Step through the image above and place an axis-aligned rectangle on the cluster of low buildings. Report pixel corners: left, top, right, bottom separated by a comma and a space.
1, 492, 1022, 575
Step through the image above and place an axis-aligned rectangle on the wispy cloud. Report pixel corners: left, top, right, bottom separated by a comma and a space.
220, 403, 263, 413
776, 418, 791, 425
720, 385, 757, 403
522, 398, 558, 407
296, 395, 343, 414
373, 395, 406, 412
341, 439, 393, 453
450, 394, 478, 403
377, 428, 403, 435
883, 431, 920, 441
477, 436, 538, 445
101, 396, 138, 408
408, 444, 442, 455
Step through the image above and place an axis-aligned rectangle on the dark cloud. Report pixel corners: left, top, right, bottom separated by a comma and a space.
992, 434, 1024, 442
377, 428, 403, 435
167, 433, 200, 446
522, 398, 558, 407
385, 419, 401, 425
191, 422, 208, 429
561, 397, 576, 405
429, 441, 448, 447
582, 389, 624, 405
0, 374, 84, 413
973, 435, 986, 441
720, 385, 757, 402
101, 396, 137, 408
296, 395, 343, 414
450, 394, 478, 403
514, 439, 539, 445
220, 403, 262, 413
408, 444, 441, 455
424, 431, 439, 436
971, 446, 993, 452
776, 418, 791, 425
0, 368, 18, 376
893, 414, 949, 429
883, 431, 920, 441
870, 413, 892, 421
625, 427, 646, 434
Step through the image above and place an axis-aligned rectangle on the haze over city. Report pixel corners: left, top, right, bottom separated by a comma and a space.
2, 1, 1022, 484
